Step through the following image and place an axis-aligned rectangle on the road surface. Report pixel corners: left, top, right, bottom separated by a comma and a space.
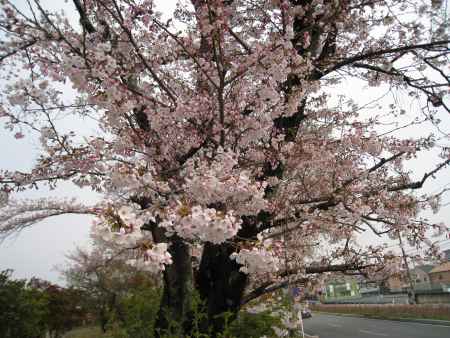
302, 313, 450, 338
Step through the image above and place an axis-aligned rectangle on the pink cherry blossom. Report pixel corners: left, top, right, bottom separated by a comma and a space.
0, 1, 449, 330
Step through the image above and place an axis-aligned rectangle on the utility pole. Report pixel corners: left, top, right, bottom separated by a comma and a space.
398, 232, 416, 304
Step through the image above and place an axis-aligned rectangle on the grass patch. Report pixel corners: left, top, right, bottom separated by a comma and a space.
310, 304, 450, 321
63, 326, 104, 338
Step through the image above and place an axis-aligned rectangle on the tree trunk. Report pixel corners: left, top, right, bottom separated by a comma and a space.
155, 237, 194, 337
196, 242, 248, 336
99, 306, 108, 333
153, 217, 255, 336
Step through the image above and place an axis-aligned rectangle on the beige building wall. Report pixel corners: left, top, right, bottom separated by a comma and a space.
430, 271, 450, 285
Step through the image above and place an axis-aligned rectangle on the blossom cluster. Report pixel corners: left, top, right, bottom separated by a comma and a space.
91, 217, 146, 248
161, 204, 242, 244
91, 204, 154, 247
127, 243, 173, 273
230, 246, 281, 275
91, 208, 173, 273
184, 149, 268, 216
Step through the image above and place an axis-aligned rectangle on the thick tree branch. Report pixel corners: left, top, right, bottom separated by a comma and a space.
388, 158, 450, 191
73, 0, 96, 33
242, 277, 307, 305
242, 263, 373, 305
325, 40, 450, 75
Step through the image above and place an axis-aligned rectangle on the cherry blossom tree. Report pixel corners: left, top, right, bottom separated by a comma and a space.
62, 244, 160, 333
1, 0, 450, 335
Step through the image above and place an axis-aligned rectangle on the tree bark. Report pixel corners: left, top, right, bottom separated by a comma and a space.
155, 237, 194, 337
195, 242, 248, 336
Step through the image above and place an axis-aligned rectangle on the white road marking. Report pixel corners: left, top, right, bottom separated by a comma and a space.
326, 323, 342, 327
415, 324, 450, 328
304, 333, 318, 338
359, 329, 388, 336
321, 314, 450, 329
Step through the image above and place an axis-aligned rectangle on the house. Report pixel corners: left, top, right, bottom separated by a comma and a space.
357, 278, 381, 296
384, 265, 437, 292
429, 262, 450, 289
443, 249, 450, 261
381, 273, 408, 293
372, 265, 436, 293
323, 276, 361, 301
411, 265, 435, 290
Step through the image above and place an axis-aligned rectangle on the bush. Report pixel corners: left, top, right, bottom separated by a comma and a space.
226, 311, 282, 338
119, 286, 162, 338
65, 285, 298, 338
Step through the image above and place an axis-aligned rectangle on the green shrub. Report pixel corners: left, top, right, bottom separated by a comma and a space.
119, 287, 162, 338
226, 311, 282, 338
66, 286, 297, 338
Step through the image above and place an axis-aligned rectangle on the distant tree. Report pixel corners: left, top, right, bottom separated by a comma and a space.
63, 245, 159, 332
1, 0, 449, 335
30, 278, 90, 338
0, 270, 48, 338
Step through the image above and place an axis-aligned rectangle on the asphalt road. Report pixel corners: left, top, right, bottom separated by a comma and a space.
301, 313, 450, 338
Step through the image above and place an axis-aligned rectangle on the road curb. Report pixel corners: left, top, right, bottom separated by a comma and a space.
313, 311, 450, 326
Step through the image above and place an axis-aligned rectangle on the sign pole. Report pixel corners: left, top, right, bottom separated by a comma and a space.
298, 301, 305, 338
293, 287, 305, 338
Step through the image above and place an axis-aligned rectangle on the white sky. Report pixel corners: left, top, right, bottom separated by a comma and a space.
0, 0, 449, 285
0, 0, 177, 284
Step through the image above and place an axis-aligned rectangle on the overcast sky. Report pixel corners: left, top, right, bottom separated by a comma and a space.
0, 0, 449, 285
0, 0, 176, 284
